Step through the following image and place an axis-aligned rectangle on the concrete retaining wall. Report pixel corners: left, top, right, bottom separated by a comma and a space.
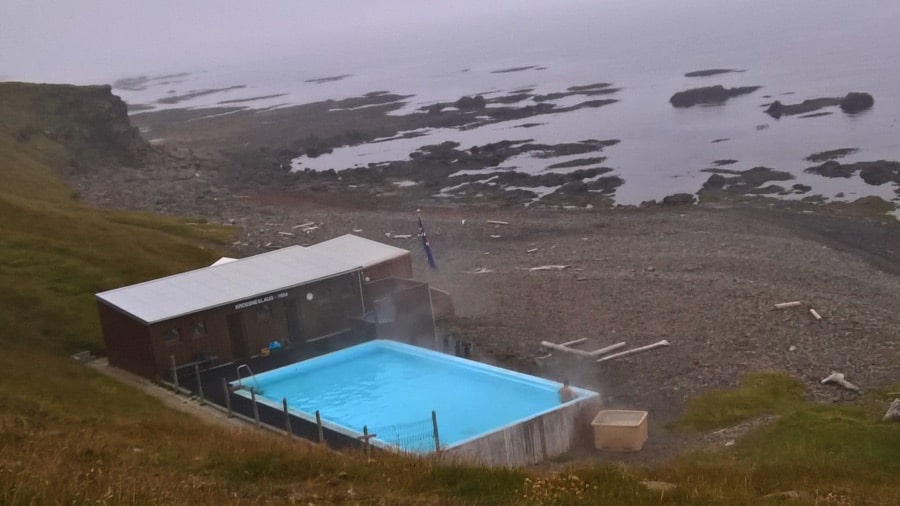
441, 394, 600, 467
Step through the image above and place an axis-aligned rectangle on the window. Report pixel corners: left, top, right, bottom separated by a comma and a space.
164, 328, 180, 344
256, 304, 271, 321
191, 321, 207, 338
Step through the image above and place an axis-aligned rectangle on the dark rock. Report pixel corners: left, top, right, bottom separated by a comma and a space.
662, 193, 696, 205
740, 166, 793, 187
805, 148, 858, 163
699, 166, 794, 201
840, 92, 874, 113
859, 163, 898, 185
703, 174, 728, 189
546, 157, 606, 169
454, 95, 487, 110
805, 160, 855, 178
560, 181, 589, 193
747, 184, 785, 195
684, 68, 744, 78
765, 100, 784, 118
764, 97, 842, 118
669, 85, 761, 108
806, 160, 900, 184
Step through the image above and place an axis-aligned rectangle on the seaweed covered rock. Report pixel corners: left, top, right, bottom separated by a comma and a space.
669, 85, 761, 107
662, 193, 696, 205
765, 97, 841, 119
840, 92, 874, 113
454, 95, 487, 110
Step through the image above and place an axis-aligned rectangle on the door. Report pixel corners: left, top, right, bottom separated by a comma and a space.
227, 313, 248, 358
283, 299, 303, 347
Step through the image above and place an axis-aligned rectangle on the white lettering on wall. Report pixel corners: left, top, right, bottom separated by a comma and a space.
234, 291, 289, 310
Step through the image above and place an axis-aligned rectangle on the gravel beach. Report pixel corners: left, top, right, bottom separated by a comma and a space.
63, 105, 900, 465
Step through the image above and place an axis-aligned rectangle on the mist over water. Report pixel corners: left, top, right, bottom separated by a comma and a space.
4, 0, 899, 204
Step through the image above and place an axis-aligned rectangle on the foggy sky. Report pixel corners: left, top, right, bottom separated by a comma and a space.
1, 0, 588, 84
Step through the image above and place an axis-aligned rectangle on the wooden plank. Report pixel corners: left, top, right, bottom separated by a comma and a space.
597, 340, 670, 362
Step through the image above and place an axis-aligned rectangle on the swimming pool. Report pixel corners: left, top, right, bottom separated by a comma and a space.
233, 339, 597, 457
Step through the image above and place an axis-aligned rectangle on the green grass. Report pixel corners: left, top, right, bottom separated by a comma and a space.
671, 371, 805, 432
0, 134, 230, 353
660, 372, 900, 504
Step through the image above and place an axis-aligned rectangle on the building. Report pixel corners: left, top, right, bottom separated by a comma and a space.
95, 235, 448, 379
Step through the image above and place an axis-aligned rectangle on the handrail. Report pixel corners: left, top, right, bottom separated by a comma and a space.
236, 364, 260, 393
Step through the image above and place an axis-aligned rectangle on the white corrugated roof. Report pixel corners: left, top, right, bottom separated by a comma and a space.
306, 234, 409, 268
210, 257, 237, 266
96, 245, 360, 324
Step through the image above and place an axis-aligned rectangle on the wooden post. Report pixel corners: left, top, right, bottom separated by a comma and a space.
432, 410, 441, 452
194, 364, 204, 405
316, 410, 325, 444
251, 389, 261, 428
222, 378, 232, 418
363, 425, 371, 459
356, 426, 379, 459
170, 354, 179, 393
282, 398, 292, 439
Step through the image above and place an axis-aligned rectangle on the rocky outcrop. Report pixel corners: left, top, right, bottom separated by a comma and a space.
0, 82, 148, 164
662, 193, 696, 205
805, 148, 858, 163
669, 85, 761, 107
765, 92, 874, 118
805, 160, 900, 186
765, 98, 841, 119
699, 166, 795, 200
454, 95, 487, 110
684, 68, 745, 78
840, 92, 874, 113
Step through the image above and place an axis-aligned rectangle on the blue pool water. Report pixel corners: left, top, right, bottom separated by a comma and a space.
235, 340, 584, 452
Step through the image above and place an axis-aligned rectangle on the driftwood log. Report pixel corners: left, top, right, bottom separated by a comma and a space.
596, 340, 670, 363
820, 371, 861, 392
540, 340, 626, 358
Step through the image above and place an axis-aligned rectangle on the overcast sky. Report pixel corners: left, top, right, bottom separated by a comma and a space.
1, 0, 591, 84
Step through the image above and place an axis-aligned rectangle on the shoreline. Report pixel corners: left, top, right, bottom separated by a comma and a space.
126, 86, 900, 212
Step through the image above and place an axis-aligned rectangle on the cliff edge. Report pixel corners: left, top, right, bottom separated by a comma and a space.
0, 81, 148, 165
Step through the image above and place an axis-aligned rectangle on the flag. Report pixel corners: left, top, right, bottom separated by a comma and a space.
417, 211, 437, 269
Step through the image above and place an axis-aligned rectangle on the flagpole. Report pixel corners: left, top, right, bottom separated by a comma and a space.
418, 208, 439, 350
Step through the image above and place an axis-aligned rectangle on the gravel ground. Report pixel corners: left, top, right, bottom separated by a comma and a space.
229, 195, 900, 465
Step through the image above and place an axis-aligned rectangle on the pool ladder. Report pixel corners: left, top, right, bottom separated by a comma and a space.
236, 364, 260, 393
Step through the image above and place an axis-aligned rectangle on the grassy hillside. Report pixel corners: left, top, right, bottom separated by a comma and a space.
0, 84, 897, 505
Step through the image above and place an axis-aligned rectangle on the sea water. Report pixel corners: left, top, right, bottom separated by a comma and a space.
6, 0, 899, 204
